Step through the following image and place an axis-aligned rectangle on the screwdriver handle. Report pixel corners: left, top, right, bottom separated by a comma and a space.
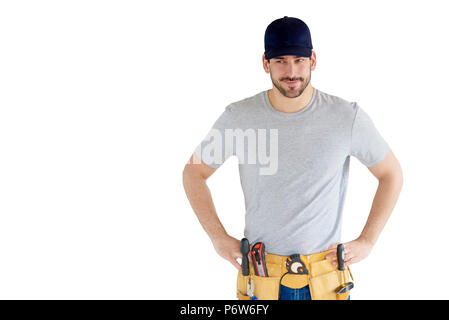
240, 238, 250, 276
337, 243, 345, 271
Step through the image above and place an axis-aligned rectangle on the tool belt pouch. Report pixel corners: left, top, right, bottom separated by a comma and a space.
236, 272, 251, 300
252, 275, 280, 300
308, 259, 354, 300
236, 271, 281, 300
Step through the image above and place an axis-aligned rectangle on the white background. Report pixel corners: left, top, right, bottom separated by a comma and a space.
0, 0, 448, 299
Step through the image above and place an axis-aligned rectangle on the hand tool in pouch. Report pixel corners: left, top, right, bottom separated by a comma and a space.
240, 238, 250, 276
286, 254, 308, 274
278, 253, 309, 299
250, 242, 268, 277
334, 243, 354, 298
240, 238, 255, 299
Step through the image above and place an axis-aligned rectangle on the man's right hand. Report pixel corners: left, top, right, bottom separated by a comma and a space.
212, 234, 243, 272
183, 156, 244, 271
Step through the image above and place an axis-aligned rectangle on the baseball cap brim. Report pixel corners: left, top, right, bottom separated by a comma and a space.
265, 46, 312, 60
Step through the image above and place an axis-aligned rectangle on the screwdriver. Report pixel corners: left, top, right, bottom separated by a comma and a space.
240, 238, 250, 276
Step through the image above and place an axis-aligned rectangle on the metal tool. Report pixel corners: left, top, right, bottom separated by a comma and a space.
286, 254, 308, 274
240, 238, 257, 299
335, 243, 354, 295
250, 242, 268, 277
248, 280, 256, 300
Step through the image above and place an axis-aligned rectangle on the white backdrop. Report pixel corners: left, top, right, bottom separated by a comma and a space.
0, 0, 448, 299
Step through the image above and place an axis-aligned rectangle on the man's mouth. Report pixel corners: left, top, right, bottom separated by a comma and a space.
284, 80, 299, 86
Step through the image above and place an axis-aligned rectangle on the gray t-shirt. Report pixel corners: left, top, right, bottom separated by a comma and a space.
193, 88, 390, 255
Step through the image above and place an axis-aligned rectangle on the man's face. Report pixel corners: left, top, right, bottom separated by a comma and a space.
263, 53, 315, 98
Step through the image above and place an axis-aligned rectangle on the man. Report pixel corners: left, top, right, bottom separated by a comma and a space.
182, 16, 403, 300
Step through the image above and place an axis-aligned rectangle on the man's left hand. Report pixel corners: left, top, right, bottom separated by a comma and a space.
325, 237, 374, 267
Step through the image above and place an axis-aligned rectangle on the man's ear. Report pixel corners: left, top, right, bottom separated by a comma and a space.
262, 53, 270, 73
310, 50, 317, 71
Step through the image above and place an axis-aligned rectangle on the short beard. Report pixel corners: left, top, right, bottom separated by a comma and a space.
270, 67, 311, 98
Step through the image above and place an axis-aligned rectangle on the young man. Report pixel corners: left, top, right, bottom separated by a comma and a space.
182, 16, 403, 300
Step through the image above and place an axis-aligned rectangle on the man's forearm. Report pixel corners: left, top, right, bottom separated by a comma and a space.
359, 174, 403, 245
182, 171, 228, 241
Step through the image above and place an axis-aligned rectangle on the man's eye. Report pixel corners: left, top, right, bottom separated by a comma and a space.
275, 59, 303, 63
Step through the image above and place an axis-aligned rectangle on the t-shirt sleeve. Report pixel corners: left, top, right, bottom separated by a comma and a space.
350, 103, 390, 167
193, 105, 235, 169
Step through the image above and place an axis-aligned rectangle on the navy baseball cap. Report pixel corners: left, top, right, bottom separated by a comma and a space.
264, 16, 313, 60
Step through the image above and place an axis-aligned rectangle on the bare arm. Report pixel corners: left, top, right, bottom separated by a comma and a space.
182, 153, 242, 270
327, 150, 403, 265
361, 149, 404, 245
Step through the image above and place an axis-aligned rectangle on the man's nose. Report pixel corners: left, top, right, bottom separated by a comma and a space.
285, 61, 297, 77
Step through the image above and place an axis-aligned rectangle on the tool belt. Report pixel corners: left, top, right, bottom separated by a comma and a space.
236, 249, 354, 300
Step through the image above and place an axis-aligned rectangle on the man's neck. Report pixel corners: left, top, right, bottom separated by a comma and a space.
267, 84, 314, 114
